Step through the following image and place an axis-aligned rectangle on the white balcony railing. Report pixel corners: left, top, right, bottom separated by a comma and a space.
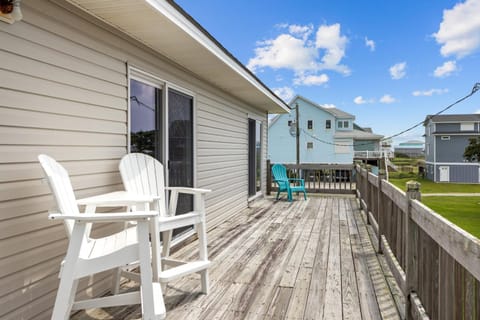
354, 150, 394, 159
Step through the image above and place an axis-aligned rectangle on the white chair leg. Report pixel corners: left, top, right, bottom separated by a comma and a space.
161, 230, 172, 259
196, 220, 209, 294
200, 270, 209, 294
52, 224, 85, 320
137, 220, 165, 319
112, 267, 122, 295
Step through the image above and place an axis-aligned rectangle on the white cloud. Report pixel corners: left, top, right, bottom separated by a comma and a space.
315, 23, 350, 75
323, 103, 337, 109
294, 73, 329, 86
247, 34, 318, 72
433, 0, 480, 58
412, 88, 449, 96
475, 109, 480, 114
288, 24, 314, 40
273, 86, 295, 102
389, 62, 407, 79
354, 96, 368, 104
380, 94, 396, 104
433, 60, 457, 78
247, 22, 350, 85
365, 37, 375, 51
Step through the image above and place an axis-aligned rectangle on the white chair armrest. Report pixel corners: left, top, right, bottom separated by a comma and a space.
48, 211, 158, 222
165, 187, 211, 195
77, 191, 161, 207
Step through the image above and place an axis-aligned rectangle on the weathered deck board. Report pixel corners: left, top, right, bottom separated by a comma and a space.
71, 196, 403, 320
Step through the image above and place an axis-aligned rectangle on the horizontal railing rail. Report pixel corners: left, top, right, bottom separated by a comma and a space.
267, 162, 356, 195
356, 164, 480, 320
354, 150, 394, 159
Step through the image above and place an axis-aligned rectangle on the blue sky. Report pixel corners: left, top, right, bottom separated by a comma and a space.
176, 0, 480, 145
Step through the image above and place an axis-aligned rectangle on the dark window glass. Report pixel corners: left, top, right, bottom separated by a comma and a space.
307, 120, 313, 129
288, 120, 292, 126
326, 120, 331, 129
130, 79, 162, 159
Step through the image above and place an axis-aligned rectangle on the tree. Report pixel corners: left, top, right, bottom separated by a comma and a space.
463, 137, 480, 162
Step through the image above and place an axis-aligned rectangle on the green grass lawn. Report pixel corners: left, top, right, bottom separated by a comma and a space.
388, 177, 480, 193
421, 196, 480, 239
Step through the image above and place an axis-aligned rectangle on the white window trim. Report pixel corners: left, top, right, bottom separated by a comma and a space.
128, 65, 198, 190
441, 136, 450, 140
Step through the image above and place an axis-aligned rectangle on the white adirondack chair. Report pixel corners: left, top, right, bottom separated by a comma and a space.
38, 154, 165, 320
119, 153, 211, 294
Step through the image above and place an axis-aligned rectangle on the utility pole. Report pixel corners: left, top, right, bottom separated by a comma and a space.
296, 103, 300, 165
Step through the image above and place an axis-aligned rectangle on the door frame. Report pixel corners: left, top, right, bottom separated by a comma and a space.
128, 66, 198, 244
248, 115, 264, 200
128, 66, 197, 189
439, 166, 450, 182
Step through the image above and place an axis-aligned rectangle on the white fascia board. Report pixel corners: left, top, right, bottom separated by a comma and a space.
146, 0, 289, 113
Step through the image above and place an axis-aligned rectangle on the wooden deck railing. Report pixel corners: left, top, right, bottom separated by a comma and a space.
356, 164, 480, 320
267, 161, 356, 195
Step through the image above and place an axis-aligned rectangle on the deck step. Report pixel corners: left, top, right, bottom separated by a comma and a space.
158, 260, 210, 282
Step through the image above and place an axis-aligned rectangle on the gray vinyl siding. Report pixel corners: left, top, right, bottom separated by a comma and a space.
435, 123, 461, 132
434, 164, 479, 183
435, 135, 472, 162
0, 1, 268, 318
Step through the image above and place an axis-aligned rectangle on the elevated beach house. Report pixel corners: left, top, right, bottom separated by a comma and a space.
0, 0, 289, 318
268, 95, 383, 164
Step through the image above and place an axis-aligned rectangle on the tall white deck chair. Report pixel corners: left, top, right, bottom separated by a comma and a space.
119, 153, 211, 294
38, 154, 165, 320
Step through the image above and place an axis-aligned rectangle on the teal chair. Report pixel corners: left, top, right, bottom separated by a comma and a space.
271, 164, 307, 202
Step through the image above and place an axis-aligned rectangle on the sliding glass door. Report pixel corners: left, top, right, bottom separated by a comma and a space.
248, 118, 262, 197
130, 77, 194, 231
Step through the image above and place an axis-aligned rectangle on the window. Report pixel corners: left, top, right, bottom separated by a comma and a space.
441, 136, 450, 140
337, 120, 349, 129
288, 120, 292, 127
461, 123, 474, 131
307, 142, 313, 149
307, 120, 313, 130
326, 120, 331, 129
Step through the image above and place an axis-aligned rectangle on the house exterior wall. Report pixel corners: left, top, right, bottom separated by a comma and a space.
0, 1, 268, 318
425, 122, 435, 163
435, 135, 472, 162
430, 164, 480, 183
268, 98, 353, 164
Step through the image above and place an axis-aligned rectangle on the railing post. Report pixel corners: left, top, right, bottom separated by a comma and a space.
377, 170, 385, 253
266, 160, 271, 195
405, 180, 421, 320
365, 165, 371, 224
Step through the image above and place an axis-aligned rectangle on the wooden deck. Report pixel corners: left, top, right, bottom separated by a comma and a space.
72, 196, 404, 320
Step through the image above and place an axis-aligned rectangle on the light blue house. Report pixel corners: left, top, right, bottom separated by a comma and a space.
269, 95, 383, 164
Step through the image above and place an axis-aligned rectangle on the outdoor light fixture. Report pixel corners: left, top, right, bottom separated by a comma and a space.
0, 0, 22, 24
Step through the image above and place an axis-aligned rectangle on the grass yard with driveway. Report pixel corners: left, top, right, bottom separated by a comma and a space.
388, 176, 480, 239
388, 177, 480, 194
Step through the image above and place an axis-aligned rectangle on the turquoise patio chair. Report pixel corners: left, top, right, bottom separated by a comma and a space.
271, 164, 307, 202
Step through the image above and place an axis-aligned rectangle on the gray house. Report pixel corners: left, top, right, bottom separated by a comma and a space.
0, 0, 289, 318
424, 114, 480, 183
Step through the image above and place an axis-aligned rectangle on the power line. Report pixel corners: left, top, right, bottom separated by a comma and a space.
296, 82, 479, 148
382, 82, 480, 141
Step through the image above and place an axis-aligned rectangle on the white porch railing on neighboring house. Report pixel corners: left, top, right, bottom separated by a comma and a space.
354, 150, 394, 159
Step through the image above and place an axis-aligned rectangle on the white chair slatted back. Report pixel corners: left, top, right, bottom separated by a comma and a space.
120, 153, 167, 216
38, 154, 80, 237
